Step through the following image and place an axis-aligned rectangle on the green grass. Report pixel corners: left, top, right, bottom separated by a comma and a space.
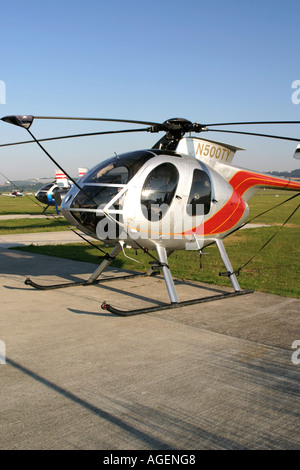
5, 189, 300, 298
0, 194, 70, 233
0, 194, 57, 215
13, 223, 300, 298
0, 217, 70, 234
244, 190, 300, 225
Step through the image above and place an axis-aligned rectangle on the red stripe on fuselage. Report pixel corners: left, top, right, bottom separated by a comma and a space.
204, 190, 246, 234
186, 189, 246, 236
229, 170, 300, 195
184, 170, 300, 237
183, 169, 300, 237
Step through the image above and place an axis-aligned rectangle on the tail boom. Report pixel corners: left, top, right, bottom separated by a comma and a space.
229, 170, 300, 200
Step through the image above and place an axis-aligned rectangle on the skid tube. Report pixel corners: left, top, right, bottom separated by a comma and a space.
101, 289, 254, 316
24, 243, 158, 290
24, 271, 151, 291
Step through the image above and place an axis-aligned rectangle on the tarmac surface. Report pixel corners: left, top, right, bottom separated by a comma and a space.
0, 231, 300, 450
0, 229, 95, 249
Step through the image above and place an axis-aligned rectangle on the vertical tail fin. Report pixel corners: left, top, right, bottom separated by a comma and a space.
78, 167, 88, 178
55, 169, 69, 187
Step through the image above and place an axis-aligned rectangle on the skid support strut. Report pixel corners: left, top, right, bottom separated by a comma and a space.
155, 245, 179, 303
86, 244, 122, 283
216, 239, 241, 291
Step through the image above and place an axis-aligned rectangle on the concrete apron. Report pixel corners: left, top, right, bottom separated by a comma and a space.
0, 247, 299, 450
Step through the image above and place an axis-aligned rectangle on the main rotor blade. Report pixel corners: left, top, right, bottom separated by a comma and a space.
206, 128, 300, 142
34, 115, 161, 127
204, 120, 300, 127
0, 127, 151, 148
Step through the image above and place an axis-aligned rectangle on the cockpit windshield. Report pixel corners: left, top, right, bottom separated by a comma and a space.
84, 150, 156, 185
40, 183, 53, 191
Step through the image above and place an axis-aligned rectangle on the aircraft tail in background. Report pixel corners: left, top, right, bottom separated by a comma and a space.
78, 168, 88, 179
55, 170, 70, 187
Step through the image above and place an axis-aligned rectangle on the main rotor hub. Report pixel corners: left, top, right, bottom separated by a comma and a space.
162, 118, 194, 137
152, 117, 205, 150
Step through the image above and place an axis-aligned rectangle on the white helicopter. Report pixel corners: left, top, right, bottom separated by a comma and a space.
1, 114, 300, 315
0, 189, 23, 197
35, 168, 88, 214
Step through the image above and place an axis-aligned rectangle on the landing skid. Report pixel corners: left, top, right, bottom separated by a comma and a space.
101, 239, 254, 316
101, 289, 254, 316
25, 239, 254, 316
24, 271, 150, 290
24, 244, 157, 291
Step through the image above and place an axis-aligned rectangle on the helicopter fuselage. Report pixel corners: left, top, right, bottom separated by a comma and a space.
61, 136, 300, 253
60, 148, 249, 251
35, 182, 71, 207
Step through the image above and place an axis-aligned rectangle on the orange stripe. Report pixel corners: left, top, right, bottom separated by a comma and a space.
182, 170, 300, 238
183, 190, 246, 236
230, 170, 300, 195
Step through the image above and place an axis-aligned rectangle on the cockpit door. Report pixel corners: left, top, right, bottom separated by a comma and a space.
122, 156, 189, 242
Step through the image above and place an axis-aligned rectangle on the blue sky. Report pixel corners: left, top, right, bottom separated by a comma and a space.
1, 0, 300, 181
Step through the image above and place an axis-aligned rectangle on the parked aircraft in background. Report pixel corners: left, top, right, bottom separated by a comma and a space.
35, 168, 88, 214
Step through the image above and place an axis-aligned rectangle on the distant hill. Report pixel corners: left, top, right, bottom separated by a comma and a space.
0, 181, 46, 192
0, 178, 79, 193
267, 169, 300, 179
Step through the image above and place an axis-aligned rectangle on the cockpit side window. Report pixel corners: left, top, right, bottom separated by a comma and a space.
141, 163, 179, 221
187, 169, 211, 216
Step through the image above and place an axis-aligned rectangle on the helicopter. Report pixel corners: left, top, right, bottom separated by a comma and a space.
1, 189, 23, 197
35, 168, 88, 214
1, 114, 300, 316
11, 189, 24, 197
